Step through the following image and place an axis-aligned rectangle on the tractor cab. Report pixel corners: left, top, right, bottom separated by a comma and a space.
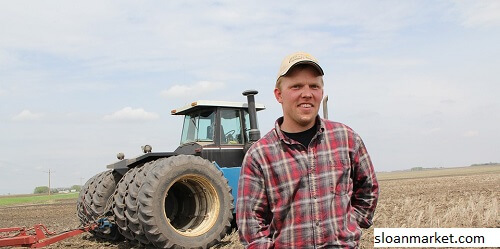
171, 99, 265, 167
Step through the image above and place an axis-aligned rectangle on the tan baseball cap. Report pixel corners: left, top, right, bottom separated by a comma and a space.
277, 52, 324, 82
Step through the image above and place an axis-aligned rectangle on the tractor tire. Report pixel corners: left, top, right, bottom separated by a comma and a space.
77, 170, 122, 241
112, 167, 140, 241
137, 155, 234, 249
77, 173, 99, 225
123, 161, 156, 245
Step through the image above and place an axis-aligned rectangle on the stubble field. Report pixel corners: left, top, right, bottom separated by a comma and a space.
0, 165, 498, 248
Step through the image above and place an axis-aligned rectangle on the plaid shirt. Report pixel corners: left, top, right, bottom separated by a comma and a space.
237, 117, 379, 248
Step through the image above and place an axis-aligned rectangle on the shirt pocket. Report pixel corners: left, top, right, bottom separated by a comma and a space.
329, 158, 351, 195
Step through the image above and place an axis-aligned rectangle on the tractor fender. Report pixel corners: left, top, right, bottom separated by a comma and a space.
106, 152, 177, 175
107, 142, 204, 175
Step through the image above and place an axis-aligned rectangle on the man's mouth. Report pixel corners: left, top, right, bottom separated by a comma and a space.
299, 103, 313, 108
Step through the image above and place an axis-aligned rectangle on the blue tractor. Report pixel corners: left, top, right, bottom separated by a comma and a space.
77, 90, 264, 248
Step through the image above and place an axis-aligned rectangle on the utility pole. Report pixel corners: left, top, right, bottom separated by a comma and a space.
48, 169, 51, 195
43, 169, 54, 195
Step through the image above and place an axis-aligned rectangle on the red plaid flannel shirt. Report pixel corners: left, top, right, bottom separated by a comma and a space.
237, 117, 379, 248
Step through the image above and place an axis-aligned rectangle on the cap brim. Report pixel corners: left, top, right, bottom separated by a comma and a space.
278, 60, 324, 80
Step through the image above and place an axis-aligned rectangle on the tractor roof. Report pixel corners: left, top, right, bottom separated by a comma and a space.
171, 100, 266, 115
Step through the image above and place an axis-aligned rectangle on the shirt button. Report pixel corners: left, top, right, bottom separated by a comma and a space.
316, 221, 320, 226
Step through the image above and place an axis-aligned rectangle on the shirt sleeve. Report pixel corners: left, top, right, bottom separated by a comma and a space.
350, 134, 379, 228
236, 150, 274, 248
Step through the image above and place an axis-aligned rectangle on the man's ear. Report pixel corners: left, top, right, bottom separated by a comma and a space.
274, 87, 283, 103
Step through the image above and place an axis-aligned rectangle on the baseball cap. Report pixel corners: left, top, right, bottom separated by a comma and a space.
277, 52, 324, 82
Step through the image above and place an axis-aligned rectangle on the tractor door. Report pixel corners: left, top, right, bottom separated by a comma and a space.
219, 108, 247, 167
200, 108, 247, 167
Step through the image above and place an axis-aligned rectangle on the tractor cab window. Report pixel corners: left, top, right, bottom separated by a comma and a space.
220, 109, 243, 145
180, 109, 215, 144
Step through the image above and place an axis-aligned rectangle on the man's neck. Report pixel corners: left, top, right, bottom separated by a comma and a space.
280, 118, 316, 133
281, 124, 317, 148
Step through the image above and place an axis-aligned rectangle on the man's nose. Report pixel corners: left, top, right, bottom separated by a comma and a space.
301, 86, 313, 98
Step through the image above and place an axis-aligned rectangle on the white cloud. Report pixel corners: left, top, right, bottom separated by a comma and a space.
453, 1, 500, 28
421, 127, 441, 135
388, 77, 463, 104
463, 130, 479, 138
12, 110, 45, 121
0, 1, 426, 74
103, 107, 159, 121
55, 81, 114, 93
348, 57, 425, 67
161, 81, 225, 98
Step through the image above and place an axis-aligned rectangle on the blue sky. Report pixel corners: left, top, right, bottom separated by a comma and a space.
1, 0, 499, 194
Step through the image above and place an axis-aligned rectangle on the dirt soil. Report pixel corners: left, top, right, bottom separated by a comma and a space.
0, 198, 240, 249
0, 199, 126, 249
1, 165, 498, 248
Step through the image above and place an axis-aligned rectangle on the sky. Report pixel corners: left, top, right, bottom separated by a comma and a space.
1, 0, 499, 195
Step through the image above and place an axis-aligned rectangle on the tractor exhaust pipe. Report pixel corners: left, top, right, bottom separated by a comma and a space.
322, 95, 329, 120
242, 89, 260, 142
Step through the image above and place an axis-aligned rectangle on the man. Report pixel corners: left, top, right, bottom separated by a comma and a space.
236, 52, 379, 248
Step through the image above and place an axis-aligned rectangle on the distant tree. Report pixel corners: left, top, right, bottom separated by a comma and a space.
70, 185, 82, 192
34, 186, 49, 194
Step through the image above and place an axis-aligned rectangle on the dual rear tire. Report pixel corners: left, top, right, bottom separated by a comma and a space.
77, 155, 234, 249
76, 170, 122, 240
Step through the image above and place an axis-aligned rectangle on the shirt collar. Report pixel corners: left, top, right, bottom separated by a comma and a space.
274, 116, 325, 145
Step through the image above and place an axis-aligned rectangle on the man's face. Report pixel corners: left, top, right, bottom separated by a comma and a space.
274, 66, 324, 132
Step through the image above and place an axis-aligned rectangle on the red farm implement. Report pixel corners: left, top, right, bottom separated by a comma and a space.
0, 222, 99, 248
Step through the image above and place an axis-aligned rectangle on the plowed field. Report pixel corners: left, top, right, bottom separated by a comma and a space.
1, 165, 498, 248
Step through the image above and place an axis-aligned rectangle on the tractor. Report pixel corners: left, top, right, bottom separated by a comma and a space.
76, 90, 264, 248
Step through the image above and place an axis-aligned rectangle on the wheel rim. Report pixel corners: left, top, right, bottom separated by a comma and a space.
162, 174, 220, 237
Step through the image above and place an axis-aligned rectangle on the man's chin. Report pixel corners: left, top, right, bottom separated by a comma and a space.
297, 116, 316, 127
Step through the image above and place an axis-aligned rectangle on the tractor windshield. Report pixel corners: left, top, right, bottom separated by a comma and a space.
180, 109, 215, 145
